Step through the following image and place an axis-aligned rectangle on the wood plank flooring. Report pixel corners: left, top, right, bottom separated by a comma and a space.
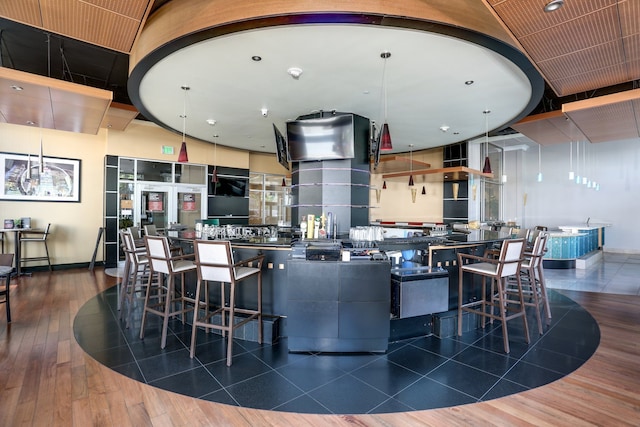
0, 269, 638, 426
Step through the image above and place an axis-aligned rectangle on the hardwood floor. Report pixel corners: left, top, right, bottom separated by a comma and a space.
1, 268, 639, 426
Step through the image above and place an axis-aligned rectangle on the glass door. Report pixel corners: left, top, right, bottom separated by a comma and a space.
176, 187, 207, 226
136, 184, 174, 232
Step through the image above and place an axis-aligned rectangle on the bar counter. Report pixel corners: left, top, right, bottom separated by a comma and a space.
166, 228, 514, 344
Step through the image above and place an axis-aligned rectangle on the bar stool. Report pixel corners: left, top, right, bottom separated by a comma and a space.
119, 230, 150, 329
457, 238, 529, 353
508, 232, 551, 334
19, 223, 52, 271
0, 254, 13, 322
139, 235, 196, 348
190, 240, 264, 366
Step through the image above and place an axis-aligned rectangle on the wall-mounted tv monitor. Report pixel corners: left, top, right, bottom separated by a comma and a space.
286, 114, 355, 161
210, 175, 249, 197
272, 124, 290, 170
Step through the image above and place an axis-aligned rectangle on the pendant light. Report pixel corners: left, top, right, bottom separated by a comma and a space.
408, 144, 414, 186
39, 133, 44, 173
379, 51, 392, 151
537, 144, 543, 182
211, 139, 219, 183
582, 141, 588, 185
177, 85, 190, 163
575, 141, 581, 184
482, 110, 492, 174
382, 181, 387, 190
421, 186, 426, 195
26, 154, 32, 181
569, 141, 575, 180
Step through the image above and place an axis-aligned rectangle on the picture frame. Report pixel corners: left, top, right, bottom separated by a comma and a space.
1, 151, 81, 202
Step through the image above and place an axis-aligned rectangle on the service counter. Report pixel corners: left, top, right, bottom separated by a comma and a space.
166, 229, 513, 348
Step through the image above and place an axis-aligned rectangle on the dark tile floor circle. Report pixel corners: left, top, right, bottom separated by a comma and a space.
74, 287, 599, 414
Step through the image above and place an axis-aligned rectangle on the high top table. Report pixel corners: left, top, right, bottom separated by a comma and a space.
0, 227, 33, 276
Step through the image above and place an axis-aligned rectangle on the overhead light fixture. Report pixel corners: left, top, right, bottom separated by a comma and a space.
178, 85, 190, 163
482, 110, 492, 174
568, 141, 575, 180
408, 144, 415, 187
421, 186, 426, 195
211, 135, 218, 183
544, 0, 564, 12
575, 141, 581, 184
10, 85, 23, 91
287, 67, 303, 79
251, 55, 262, 61
439, 125, 450, 132
465, 80, 474, 86
537, 144, 543, 182
261, 108, 269, 117
379, 51, 393, 151
382, 181, 387, 190
206, 119, 216, 126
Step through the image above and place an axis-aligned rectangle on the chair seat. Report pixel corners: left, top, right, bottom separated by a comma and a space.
0, 266, 12, 275
173, 260, 196, 272
461, 262, 499, 276
235, 266, 259, 280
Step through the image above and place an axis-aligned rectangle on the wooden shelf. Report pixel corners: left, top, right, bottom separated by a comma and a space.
372, 155, 431, 173
382, 166, 493, 181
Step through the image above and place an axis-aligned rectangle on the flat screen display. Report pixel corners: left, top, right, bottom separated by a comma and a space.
273, 124, 290, 170
210, 175, 249, 197
286, 115, 354, 161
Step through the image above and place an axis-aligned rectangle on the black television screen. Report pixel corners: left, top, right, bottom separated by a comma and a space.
272, 124, 290, 170
210, 175, 249, 197
286, 115, 354, 161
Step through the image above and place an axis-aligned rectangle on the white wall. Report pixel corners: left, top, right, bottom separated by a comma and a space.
505, 138, 640, 253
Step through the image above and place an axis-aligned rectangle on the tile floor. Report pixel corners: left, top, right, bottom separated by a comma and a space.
74, 253, 638, 415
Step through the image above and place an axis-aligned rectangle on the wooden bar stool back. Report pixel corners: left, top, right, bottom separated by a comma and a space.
19, 223, 52, 271
139, 235, 196, 348
0, 254, 14, 322
119, 230, 150, 329
509, 232, 551, 334
457, 238, 530, 353
190, 240, 264, 366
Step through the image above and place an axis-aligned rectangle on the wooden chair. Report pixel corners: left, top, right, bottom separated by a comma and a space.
190, 240, 264, 366
19, 223, 52, 271
0, 254, 13, 322
508, 232, 551, 334
457, 238, 530, 353
119, 230, 150, 329
139, 235, 196, 348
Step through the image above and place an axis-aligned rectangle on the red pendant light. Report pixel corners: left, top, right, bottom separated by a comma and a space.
178, 141, 188, 163
380, 123, 392, 151
178, 85, 190, 163
382, 181, 387, 189
379, 51, 393, 151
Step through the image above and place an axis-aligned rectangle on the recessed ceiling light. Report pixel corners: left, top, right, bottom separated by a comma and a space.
287, 67, 303, 79
544, 0, 564, 12
483, 109, 491, 114
465, 80, 474, 85
11, 85, 23, 91
380, 51, 391, 59
26, 120, 36, 125
206, 119, 216, 125
251, 55, 262, 61
439, 125, 450, 132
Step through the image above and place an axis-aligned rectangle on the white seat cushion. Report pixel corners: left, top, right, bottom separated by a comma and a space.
461, 262, 498, 276
235, 266, 259, 280
0, 266, 12, 275
172, 260, 196, 272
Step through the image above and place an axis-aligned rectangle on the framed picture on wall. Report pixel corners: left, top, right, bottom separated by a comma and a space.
1, 152, 81, 202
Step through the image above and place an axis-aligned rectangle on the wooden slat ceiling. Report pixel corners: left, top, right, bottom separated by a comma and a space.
0, 0, 151, 133
488, 0, 640, 145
